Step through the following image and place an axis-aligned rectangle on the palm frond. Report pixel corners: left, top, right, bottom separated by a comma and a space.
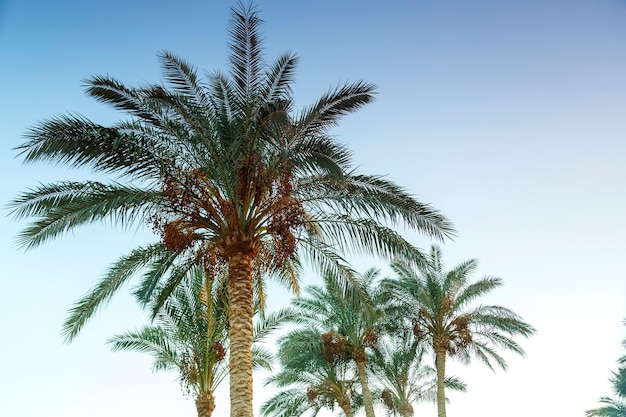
296, 81, 377, 137
10, 181, 159, 250
108, 326, 179, 372
84, 75, 164, 125
62, 243, 165, 341
228, 2, 264, 102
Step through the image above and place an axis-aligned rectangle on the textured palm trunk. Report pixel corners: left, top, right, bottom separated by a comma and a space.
435, 349, 447, 417
399, 400, 413, 417
338, 394, 354, 417
355, 360, 376, 417
227, 252, 255, 417
196, 391, 215, 417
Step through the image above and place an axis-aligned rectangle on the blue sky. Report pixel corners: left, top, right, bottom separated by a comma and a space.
2, 1, 626, 416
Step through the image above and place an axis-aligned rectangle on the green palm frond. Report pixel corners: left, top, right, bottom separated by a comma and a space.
296, 81, 377, 137
228, 2, 264, 102
108, 327, 179, 372
251, 345, 274, 372
260, 52, 298, 105
16, 115, 166, 177
62, 243, 165, 341
253, 307, 298, 343
10, 181, 160, 250
158, 50, 210, 109
84, 75, 168, 126
451, 276, 500, 309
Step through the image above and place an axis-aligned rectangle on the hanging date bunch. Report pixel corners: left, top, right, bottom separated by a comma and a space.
238, 153, 305, 266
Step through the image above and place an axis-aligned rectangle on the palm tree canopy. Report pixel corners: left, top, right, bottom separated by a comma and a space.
386, 245, 536, 370
10, 4, 454, 343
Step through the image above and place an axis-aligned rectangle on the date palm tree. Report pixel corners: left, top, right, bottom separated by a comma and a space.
369, 330, 466, 417
262, 328, 361, 417
289, 270, 383, 417
385, 245, 535, 417
586, 367, 626, 417
10, 5, 453, 416
108, 266, 292, 417
587, 329, 626, 417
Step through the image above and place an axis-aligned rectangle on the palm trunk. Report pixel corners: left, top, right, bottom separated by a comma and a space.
196, 391, 215, 417
338, 394, 354, 417
399, 400, 413, 417
355, 359, 376, 417
435, 349, 447, 417
227, 251, 255, 417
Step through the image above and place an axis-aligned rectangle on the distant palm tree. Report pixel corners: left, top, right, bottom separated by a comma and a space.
385, 245, 535, 417
262, 328, 360, 417
108, 266, 291, 417
11, 4, 453, 416
587, 339, 626, 417
288, 270, 383, 417
369, 330, 466, 417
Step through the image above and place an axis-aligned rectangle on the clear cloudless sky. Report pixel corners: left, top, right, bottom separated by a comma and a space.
1, 1, 626, 416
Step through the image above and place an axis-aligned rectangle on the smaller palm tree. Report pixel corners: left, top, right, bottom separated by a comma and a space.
587, 327, 626, 417
287, 270, 384, 417
386, 245, 536, 417
262, 328, 360, 417
587, 367, 626, 417
109, 266, 289, 417
369, 329, 466, 417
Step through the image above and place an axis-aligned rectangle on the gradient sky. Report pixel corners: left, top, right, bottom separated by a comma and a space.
2, 1, 626, 416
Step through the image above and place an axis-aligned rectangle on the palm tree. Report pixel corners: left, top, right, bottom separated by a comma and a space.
11, 5, 454, 416
385, 245, 535, 417
108, 266, 290, 417
262, 328, 361, 417
289, 270, 384, 417
587, 327, 626, 417
587, 367, 626, 417
369, 330, 466, 417
109, 267, 229, 417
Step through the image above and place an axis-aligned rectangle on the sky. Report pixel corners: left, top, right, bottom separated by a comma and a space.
1, 0, 626, 416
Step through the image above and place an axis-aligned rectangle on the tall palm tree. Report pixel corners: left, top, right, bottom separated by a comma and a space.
289, 270, 383, 417
369, 330, 466, 417
11, 5, 453, 416
262, 328, 361, 417
385, 245, 535, 417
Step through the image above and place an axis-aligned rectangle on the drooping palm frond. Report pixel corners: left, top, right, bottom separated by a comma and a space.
62, 243, 167, 341
108, 327, 179, 372
10, 181, 160, 250
587, 397, 626, 417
